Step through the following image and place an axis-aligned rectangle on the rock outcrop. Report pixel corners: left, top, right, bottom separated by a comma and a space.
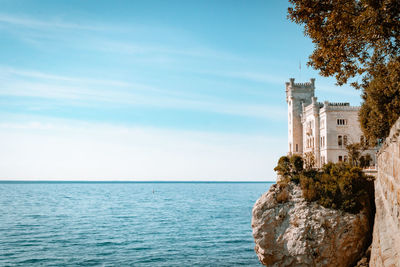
252, 183, 371, 267
370, 117, 400, 267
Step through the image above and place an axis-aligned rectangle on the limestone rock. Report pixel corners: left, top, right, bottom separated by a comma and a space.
252, 183, 371, 267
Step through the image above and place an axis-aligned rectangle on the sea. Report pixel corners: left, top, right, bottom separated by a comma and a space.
0, 181, 272, 266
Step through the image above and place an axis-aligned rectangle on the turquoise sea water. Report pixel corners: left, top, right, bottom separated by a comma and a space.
0, 182, 272, 266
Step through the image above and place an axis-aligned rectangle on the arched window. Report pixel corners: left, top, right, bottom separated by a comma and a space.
296, 144, 298, 152
339, 156, 343, 162
338, 135, 343, 146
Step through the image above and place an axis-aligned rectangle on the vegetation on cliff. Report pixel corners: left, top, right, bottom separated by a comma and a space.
274, 155, 374, 214
287, 0, 400, 143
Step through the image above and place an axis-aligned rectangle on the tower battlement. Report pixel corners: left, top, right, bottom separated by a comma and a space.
285, 78, 315, 102
328, 102, 350, 106
285, 78, 315, 88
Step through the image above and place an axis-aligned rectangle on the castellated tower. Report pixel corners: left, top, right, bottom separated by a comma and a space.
285, 78, 315, 155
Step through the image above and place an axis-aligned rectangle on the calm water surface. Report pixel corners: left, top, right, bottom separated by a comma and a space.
0, 182, 271, 266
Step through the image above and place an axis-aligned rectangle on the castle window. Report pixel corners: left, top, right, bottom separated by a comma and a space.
343, 135, 348, 146
338, 135, 343, 146
296, 144, 298, 152
337, 119, 348, 125
338, 156, 343, 162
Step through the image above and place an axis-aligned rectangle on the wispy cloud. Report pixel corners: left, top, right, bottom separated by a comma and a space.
197, 70, 286, 85
0, 13, 106, 31
0, 13, 242, 63
0, 66, 285, 120
96, 40, 242, 61
0, 66, 131, 87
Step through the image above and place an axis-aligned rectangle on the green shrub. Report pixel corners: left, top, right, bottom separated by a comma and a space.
274, 156, 374, 214
274, 155, 303, 185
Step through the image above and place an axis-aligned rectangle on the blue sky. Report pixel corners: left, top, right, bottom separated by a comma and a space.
0, 0, 362, 180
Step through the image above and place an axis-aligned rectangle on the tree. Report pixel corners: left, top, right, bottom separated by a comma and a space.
274, 155, 304, 182
303, 152, 316, 170
288, 0, 400, 141
359, 59, 400, 143
346, 143, 365, 167
360, 154, 372, 168
345, 141, 373, 168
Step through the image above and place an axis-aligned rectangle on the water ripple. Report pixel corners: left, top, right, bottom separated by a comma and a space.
0, 182, 270, 266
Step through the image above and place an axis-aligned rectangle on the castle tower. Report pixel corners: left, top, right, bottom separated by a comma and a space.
285, 78, 315, 155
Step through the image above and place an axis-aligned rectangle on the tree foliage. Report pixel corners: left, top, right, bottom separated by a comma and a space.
345, 142, 372, 168
288, 0, 400, 141
274, 155, 304, 183
275, 155, 374, 213
359, 59, 400, 142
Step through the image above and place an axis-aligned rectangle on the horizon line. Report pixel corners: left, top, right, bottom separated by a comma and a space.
0, 180, 275, 183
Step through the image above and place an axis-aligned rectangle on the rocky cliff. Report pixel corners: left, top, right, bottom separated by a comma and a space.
370, 118, 400, 266
252, 183, 371, 267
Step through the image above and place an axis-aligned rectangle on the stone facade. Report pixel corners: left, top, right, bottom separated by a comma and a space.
370, 117, 400, 267
286, 78, 377, 167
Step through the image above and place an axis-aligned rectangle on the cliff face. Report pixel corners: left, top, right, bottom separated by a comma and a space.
370, 118, 400, 266
252, 183, 371, 267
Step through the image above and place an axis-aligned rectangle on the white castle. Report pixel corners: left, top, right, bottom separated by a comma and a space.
286, 78, 377, 168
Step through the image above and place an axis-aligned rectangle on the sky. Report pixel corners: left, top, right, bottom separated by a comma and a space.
0, 0, 363, 181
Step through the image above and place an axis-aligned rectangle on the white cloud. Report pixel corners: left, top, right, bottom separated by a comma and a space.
0, 120, 284, 181
0, 13, 105, 31
210, 70, 286, 85
0, 14, 242, 64
0, 66, 286, 120
95, 40, 242, 61
0, 66, 131, 87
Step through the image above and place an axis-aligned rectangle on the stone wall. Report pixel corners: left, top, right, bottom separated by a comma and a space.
370, 117, 400, 266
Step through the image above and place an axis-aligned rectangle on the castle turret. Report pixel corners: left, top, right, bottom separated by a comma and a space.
285, 78, 315, 155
